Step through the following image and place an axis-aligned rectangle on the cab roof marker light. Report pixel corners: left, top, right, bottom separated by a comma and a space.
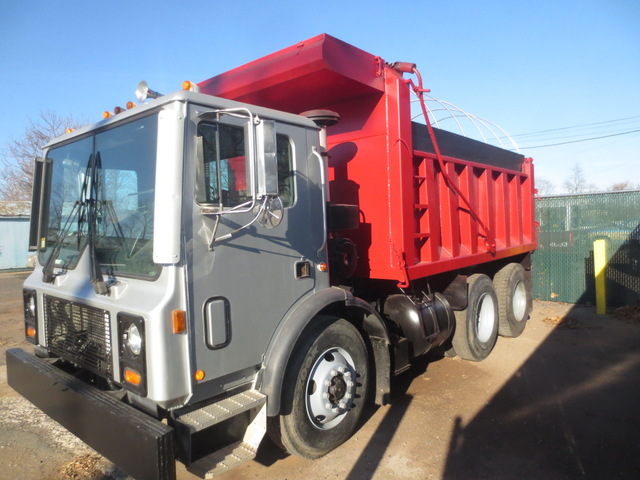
182, 80, 200, 93
102, 111, 112, 119
126, 101, 135, 109
65, 128, 74, 134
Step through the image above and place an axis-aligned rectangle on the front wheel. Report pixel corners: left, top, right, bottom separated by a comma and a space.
271, 316, 369, 459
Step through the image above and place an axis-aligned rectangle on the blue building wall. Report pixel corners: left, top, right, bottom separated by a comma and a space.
0, 217, 31, 270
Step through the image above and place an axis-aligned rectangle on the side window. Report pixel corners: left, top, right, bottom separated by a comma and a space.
196, 123, 295, 208
196, 123, 248, 207
277, 134, 294, 207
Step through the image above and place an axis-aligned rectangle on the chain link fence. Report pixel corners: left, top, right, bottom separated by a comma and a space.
534, 191, 640, 307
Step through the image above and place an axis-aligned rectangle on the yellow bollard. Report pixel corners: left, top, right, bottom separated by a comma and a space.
594, 238, 607, 314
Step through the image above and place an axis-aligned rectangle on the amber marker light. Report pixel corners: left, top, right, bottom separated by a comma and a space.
102, 111, 112, 119
126, 101, 135, 109
65, 128, 74, 134
182, 80, 200, 93
317, 262, 328, 272
194, 370, 205, 381
172, 310, 186, 334
124, 367, 142, 386
26, 326, 36, 338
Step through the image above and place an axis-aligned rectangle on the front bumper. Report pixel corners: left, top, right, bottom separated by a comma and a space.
6, 348, 176, 480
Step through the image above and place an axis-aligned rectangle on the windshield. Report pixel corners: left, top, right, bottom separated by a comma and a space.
39, 115, 159, 278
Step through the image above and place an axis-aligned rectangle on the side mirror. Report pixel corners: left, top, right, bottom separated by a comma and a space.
255, 119, 278, 198
29, 156, 51, 252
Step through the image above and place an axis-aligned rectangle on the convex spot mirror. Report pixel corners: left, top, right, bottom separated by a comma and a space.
258, 195, 284, 229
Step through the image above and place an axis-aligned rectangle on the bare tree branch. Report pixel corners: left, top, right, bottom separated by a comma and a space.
1, 111, 85, 201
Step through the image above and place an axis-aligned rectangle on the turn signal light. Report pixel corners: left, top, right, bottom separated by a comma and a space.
124, 368, 142, 386
26, 326, 36, 338
194, 370, 205, 381
172, 310, 186, 334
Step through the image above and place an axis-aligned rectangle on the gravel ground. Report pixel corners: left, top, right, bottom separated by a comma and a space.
1, 270, 639, 480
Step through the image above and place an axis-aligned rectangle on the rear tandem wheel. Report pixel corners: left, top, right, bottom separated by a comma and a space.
450, 274, 499, 362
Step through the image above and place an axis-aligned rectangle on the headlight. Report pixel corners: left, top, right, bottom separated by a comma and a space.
125, 323, 143, 356
118, 314, 147, 396
27, 296, 36, 317
23, 289, 37, 344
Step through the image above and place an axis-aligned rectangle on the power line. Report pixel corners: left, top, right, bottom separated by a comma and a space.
508, 115, 640, 139
524, 128, 640, 149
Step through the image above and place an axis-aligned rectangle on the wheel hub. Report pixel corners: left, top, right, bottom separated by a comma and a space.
306, 347, 357, 429
328, 375, 347, 403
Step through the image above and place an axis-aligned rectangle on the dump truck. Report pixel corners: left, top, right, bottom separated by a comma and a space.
7, 34, 536, 479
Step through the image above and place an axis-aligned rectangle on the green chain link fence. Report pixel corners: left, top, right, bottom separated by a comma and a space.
534, 190, 640, 307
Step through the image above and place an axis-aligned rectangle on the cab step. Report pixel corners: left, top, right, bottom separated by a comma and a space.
187, 441, 257, 478
175, 389, 267, 479
176, 389, 265, 432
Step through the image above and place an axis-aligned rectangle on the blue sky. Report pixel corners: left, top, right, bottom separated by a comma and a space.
1, 0, 638, 193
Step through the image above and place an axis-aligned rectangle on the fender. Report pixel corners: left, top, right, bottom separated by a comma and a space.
261, 286, 391, 416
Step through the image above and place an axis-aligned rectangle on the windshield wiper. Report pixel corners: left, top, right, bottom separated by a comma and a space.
88, 152, 109, 295
42, 154, 93, 283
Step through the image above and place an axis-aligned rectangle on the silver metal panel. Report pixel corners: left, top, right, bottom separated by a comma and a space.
23, 252, 191, 408
153, 104, 185, 264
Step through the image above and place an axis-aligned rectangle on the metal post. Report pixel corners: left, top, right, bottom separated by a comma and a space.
594, 238, 607, 314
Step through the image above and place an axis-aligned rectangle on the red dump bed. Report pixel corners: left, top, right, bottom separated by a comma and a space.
199, 34, 537, 285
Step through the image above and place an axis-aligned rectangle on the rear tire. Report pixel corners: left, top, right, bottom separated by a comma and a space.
271, 316, 369, 459
451, 274, 499, 361
494, 263, 531, 337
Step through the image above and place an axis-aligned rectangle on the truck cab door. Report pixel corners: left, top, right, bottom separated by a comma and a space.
184, 107, 326, 401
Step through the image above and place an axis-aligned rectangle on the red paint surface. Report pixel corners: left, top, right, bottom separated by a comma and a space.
199, 34, 537, 284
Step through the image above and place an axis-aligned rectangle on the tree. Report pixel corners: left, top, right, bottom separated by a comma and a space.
0, 111, 85, 201
562, 164, 597, 194
535, 177, 556, 196
609, 181, 639, 191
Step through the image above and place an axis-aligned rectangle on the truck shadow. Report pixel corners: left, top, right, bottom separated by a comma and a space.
441, 306, 640, 480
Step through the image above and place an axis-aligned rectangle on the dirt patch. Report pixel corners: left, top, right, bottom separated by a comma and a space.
614, 305, 640, 324
542, 315, 587, 329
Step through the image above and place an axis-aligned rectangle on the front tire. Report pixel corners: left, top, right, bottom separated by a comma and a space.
451, 274, 499, 361
272, 316, 369, 459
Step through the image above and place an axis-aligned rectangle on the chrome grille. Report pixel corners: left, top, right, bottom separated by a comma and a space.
43, 295, 112, 377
